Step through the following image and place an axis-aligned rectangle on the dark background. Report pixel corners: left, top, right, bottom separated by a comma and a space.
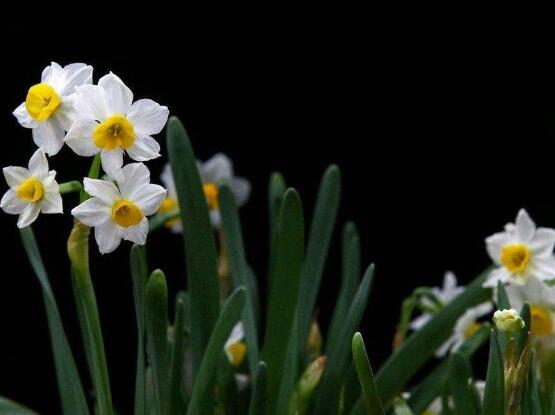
1, 14, 554, 414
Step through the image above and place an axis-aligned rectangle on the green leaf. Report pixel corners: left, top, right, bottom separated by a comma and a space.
393, 398, 414, 415
0, 396, 38, 414
517, 303, 531, 357
249, 362, 268, 415
296, 165, 341, 357
522, 350, 543, 415
145, 270, 170, 415
261, 188, 304, 414
352, 332, 385, 415
496, 281, 511, 354
375, 270, 492, 407
167, 116, 220, 378
550, 383, 555, 415
148, 209, 179, 232
313, 264, 376, 415
20, 227, 89, 415
187, 287, 246, 415
448, 352, 477, 415
267, 172, 287, 293
130, 244, 148, 415
482, 331, 504, 415
169, 291, 189, 415
275, 316, 300, 415
218, 185, 260, 377
326, 221, 361, 354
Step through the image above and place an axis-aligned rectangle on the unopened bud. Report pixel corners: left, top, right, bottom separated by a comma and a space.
493, 309, 525, 333
306, 320, 323, 360
288, 356, 327, 415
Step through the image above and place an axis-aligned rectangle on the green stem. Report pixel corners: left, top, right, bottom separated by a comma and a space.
67, 221, 113, 415
59, 181, 84, 194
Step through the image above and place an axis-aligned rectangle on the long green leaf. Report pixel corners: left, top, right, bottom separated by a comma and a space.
296, 165, 341, 356
145, 270, 170, 415
550, 383, 555, 415
267, 172, 287, 293
313, 264, 375, 415
261, 188, 304, 414
218, 185, 260, 376
482, 331, 504, 415
275, 316, 300, 415
517, 303, 531, 357
375, 270, 492, 407
448, 352, 477, 415
187, 287, 246, 415
0, 396, 37, 414
249, 362, 268, 415
169, 291, 189, 415
167, 116, 220, 378
352, 332, 384, 415
131, 244, 148, 415
522, 350, 543, 415
20, 227, 89, 415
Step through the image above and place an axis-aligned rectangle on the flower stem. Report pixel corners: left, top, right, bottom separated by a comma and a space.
58, 181, 84, 194
67, 221, 114, 415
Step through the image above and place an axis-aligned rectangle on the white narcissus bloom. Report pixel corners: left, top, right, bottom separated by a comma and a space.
484, 209, 555, 287
435, 302, 493, 358
224, 321, 246, 367
13, 62, 93, 155
1, 149, 62, 228
65, 72, 169, 180
410, 271, 464, 330
71, 163, 166, 254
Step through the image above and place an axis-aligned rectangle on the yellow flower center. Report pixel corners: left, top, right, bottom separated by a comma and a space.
464, 322, 481, 340
158, 197, 180, 228
500, 244, 531, 274
93, 114, 135, 150
16, 177, 44, 202
25, 83, 61, 121
530, 305, 554, 337
111, 199, 144, 228
227, 341, 247, 367
203, 182, 219, 210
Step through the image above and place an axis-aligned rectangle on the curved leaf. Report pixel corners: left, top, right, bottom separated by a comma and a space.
352, 332, 384, 415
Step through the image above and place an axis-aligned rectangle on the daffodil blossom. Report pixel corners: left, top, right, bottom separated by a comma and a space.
71, 163, 166, 254
13, 62, 93, 155
484, 209, 555, 287
65, 72, 169, 180
1, 149, 62, 228
410, 271, 464, 330
224, 321, 247, 367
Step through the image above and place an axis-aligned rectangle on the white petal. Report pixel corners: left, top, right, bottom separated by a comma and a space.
530, 257, 555, 282
127, 99, 169, 135
41, 62, 65, 91
131, 184, 166, 216
409, 313, 432, 331
3, 166, 29, 188
199, 153, 233, 182
58, 63, 93, 96
95, 222, 122, 254
530, 228, 555, 257
121, 218, 149, 245
40, 187, 63, 214
471, 302, 493, 319
17, 203, 41, 228
28, 149, 49, 177
71, 197, 111, 226
101, 149, 124, 181
225, 322, 245, 349
83, 178, 120, 203
13, 102, 39, 128
483, 267, 510, 288
515, 209, 535, 242
160, 163, 177, 198
118, 163, 151, 195
32, 119, 65, 156
54, 94, 77, 131
485, 232, 512, 264
210, 210, 221, 228
126, 133, 161, 162
64, 119, 99, 156
0, 189, 27, 214
435, 336, 456, 358
231, 177, 251, 207
98, 72, 133, 115
75, 85, 110, 121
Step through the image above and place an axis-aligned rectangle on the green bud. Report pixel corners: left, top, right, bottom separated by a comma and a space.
493, 309, 525, 333
288, 356, 327, 415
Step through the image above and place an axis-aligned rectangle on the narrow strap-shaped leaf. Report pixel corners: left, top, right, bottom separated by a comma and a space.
352, 332, 384, 415
275, 315, 300, 415
313, 264, 376, 415
393, 398, 414, 415
348, 399, 366, 415
326, 221, 361, 354
0, 396, 38, 414
249, 362, 268, 415
267, 172, 287, 294
375, 270, 492, 407
167, 116, 220, 378
342, 363, 363, 415
261, 188, 304, 414
169, 291, 189, 415
482, 331, 504, 415
496, 281, 511, 355
20, 227, 89, 415
219, 185, 260, 376
145, 270, 170, 415
448, 352, 477, 415
187, 287, 246, 415
517, 303, 531, 357
550, 383, 555, 415
131, 244, 148, 415
522, 350, 543, 415
296, 165, 341, 357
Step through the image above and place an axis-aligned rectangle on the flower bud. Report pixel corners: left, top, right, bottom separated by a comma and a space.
493, 309, 525, 333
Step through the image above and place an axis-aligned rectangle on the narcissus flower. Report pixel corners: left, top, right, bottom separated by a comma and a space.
224, 322, 247, 367
1, 149, 62, 227
65, 73, 169, 180
71, 163, 166, 254
13, 62, 93, 155
484, 209, 555, 287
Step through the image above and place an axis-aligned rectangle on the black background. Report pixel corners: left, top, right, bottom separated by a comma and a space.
1, 13, 555, 414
